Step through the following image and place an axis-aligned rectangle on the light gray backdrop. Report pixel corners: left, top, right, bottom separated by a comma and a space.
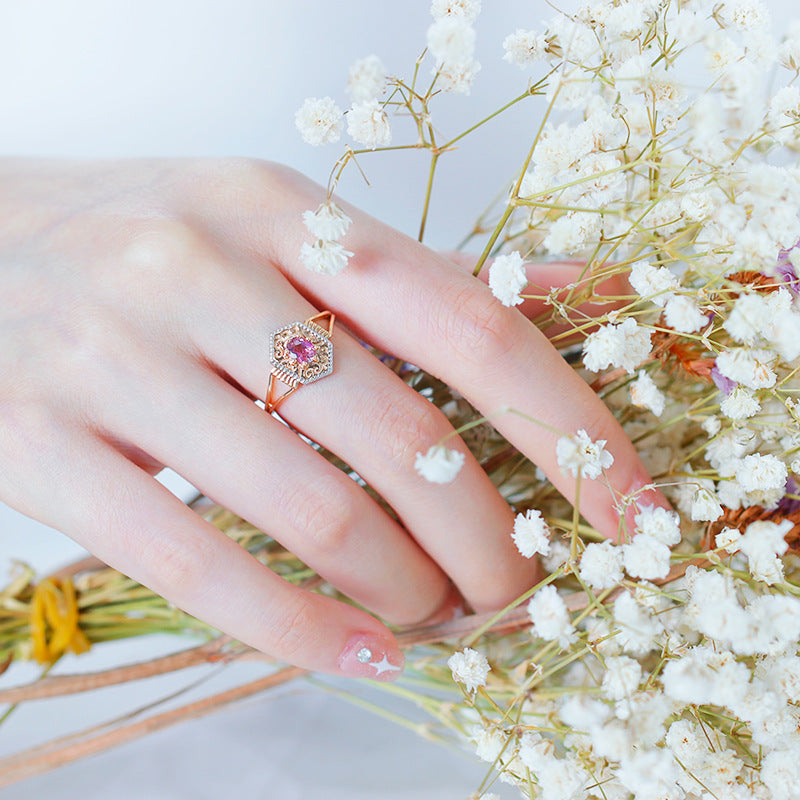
0, 1, 794, 798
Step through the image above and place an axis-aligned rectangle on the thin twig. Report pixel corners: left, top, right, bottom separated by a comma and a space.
0, 666, 306, 789
0, 636, 244, 704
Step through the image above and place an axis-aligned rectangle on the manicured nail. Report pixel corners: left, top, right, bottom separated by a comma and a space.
338, 633, 405, 681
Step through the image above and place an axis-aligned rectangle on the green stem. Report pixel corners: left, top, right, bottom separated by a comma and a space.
472, 203, 515, 277
570, 473, 582, 563
418, 150, 440, 242
441, 90, 533, 150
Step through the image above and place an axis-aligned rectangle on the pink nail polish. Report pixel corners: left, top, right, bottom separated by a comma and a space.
338, 633, 405, 681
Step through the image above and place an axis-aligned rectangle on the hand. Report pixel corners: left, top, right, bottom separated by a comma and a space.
0, 158, 665, 679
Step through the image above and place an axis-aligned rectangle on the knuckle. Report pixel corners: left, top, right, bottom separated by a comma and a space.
361, 385, 444, 471
116, 218, 205, 288
435, 282, 521, 367
266, 593, 318, 661
276, 472, 355, 555
180, 157, 300, 202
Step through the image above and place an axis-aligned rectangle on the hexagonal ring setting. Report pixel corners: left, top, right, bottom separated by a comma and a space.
265, 310, 335, 414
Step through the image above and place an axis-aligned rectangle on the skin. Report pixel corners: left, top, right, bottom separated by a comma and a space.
0, 157, 668, 677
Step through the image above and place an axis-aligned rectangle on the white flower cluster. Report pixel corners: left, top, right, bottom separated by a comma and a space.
579, 504, 681, 588
299, 202, 354, 276
458, 540, 800, 799
582, 318, 652, 375
427, 0, 482, 94
299, 3, 800, 797
414, 443, 465, 484
447, 646, 490, 693
511, 508, 551, 558
555, 429, 614, 480
296, 56, 391, 151
488, 251, 528, 306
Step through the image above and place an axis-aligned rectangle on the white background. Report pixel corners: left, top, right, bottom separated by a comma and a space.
0, 1, 795, 798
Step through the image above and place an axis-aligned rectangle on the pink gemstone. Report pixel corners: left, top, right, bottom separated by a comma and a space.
287, 336, 316, 363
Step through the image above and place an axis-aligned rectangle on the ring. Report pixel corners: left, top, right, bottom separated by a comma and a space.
265, 310, 335, 414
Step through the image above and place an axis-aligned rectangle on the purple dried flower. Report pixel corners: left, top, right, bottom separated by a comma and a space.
778, 477, 800, 515
776, 244, 800, 294
711, 365, 736, 395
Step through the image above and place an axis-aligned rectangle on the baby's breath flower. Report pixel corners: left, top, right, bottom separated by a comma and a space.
690, 484, 724, 522
430, 0, 480, 23
346, 55, 387, 103
629, 370, 666, 416
680, 190, 717, 221
435, 59, 481, 94
556, 429, 614, 480
579, 540, 624, 590
346, 100, 392, 149
601, 655, 642, 701
716, 526, 742, 553
664, 294, 708, 333
511, 508, 551, 558
613, 592, 663, 656
769, 306, 800, 361
629, 261, 680, 307
720, 0, 771, 31
295, 96, 344, 146
634, 505, 681, 545
768, 86, 800, 143
541, 540, 570, 573
715, 348, 778, 390
447, 647, 490, 693
582, 317, 652, 375
740, 519, 791, 584
302, 202, 352, 241
427, 17, 476, 68
470, 724, 506, 763
502, 29, 548, 67
299, 239, 353, 275
735, 453, 787, 503
414, 444, 465, 484
724, 292, 772, 345
542, 210, 601, 254
488, 251, 527, 307
617, 749, 684, 800
528, 585, 577, 649
779, 21, 800, 70
720, 386, 761, 419
762, 750, 800, 800
622, 533, 672, 580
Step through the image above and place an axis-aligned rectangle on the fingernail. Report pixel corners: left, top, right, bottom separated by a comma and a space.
337, 633, 405, 681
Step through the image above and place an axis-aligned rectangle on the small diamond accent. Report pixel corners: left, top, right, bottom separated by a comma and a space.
356, 647, 372, 664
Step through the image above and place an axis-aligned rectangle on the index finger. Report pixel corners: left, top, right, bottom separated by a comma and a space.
198, 163, 667, 540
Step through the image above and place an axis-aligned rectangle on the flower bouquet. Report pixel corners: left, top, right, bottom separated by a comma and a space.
5, 0, 800, 797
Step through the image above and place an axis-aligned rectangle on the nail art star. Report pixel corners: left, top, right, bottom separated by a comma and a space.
370, 656, 402, 676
